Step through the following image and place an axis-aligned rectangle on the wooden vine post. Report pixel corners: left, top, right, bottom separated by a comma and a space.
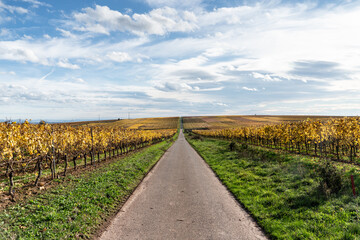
8, 161, 15, 201
73, 156, 77, 170
84, 153, 87, 167
34, 157, 42, 186
51, 149, 56, 179
63, 155, 68, 176
51, 130, 57, 179
91, 128, 94, 165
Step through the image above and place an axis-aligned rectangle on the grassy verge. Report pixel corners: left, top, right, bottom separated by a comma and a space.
0, 143, 168, 193
186, 135, 360, 239
0, 137, 176, 240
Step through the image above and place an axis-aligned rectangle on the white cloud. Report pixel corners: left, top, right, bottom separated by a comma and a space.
144, 0, 203, 9
70, 5, 198, 36
20, 0, 51, 8
323, 74, 360, 92
3, 1, 360, 118
252, 72, 281, 82
215, 102, 228, 107
22, 34, 33, 40
56, 28, 77, 38
0, 43, 41, 63
57, 59, 80, 69
203, 48, 225, 57
199, 5, 260, 26
141, 2, 355, 92
107, 51, 132, 63
74, 77, 85, 83
0, 1, 28, 14
155, 81, 193, 92
242, 87, 258, 91
0, 70, 16, 75
0, 29, 151, 69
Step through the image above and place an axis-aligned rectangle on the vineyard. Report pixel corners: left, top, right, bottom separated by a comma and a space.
0, 120, 177, 201
70, 117, 180, 130
193, 117, 360, 163
183, 115, 338, 130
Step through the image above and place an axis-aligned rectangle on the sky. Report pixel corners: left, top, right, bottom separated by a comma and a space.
0, 0, 360, 121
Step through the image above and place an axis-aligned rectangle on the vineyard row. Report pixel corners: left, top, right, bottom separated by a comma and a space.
194, 117, 360, 164
0, 121, 176, 200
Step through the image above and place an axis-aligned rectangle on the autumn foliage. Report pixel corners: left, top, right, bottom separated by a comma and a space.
0, 120, 176, 200
194, 117, 360, 162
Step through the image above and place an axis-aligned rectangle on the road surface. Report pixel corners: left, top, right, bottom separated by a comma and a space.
99, 130, 267, 240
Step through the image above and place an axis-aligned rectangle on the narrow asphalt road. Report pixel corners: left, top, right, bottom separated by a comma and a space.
99, 131, 267, 240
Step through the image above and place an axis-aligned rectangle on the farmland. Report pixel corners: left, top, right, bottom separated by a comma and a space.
0, 117, 178, 205
191, 116, 360, 164
182, 115, 339, 130
2, 114, 360, 239
71, 117, 180, 130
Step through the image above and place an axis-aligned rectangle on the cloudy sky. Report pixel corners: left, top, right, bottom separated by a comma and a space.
0, 0, 359, 121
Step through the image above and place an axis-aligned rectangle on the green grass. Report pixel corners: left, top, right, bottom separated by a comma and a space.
186, 135, 360, 240
0, 137, 175, 240
0, 145, 155, 192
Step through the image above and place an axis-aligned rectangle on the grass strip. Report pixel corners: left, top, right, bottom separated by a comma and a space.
186, 136, 360, 240
0, 137, 175, 240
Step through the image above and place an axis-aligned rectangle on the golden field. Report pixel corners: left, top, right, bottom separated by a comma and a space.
182, 115, 341, 130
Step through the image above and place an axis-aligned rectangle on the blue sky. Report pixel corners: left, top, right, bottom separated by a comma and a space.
0, 0, 360, 121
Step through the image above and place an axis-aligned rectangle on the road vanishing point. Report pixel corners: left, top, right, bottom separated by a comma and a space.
99, 130, 267, 240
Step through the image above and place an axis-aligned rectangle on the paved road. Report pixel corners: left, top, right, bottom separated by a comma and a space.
99, 131, 267, 240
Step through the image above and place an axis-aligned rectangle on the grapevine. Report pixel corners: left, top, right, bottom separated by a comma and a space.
194, 117, 360, 163
0, 121, 176, 200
